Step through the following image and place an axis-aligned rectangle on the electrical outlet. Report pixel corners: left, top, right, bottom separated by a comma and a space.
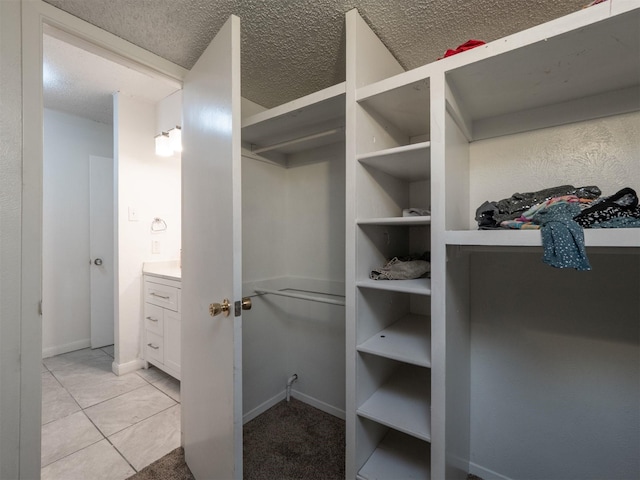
152, 240, 161, 254
128, 207, 139, 222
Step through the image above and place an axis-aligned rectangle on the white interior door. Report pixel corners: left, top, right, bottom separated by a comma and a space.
181, 15, 243, 479
89, 155, 115, 349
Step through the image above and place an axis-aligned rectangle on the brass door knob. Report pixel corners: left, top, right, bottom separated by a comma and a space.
209, 299, 231, 317
241, 297, 252, 311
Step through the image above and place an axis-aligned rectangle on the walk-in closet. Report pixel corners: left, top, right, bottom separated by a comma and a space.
240, 85, 347, 448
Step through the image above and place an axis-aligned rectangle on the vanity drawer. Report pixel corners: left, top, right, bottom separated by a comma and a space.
145, 281, 179, 311
144, 303, 164, 335
145, 331, 164, 364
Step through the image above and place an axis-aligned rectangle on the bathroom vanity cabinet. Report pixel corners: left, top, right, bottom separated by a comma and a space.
142, 263, 182, 380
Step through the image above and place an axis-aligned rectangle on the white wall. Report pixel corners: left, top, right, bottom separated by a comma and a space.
242, 143, 346, 420
284, 144, 346, 415
156, 90, 182, 134
241, 157, 289, 418
469, 252, 639, 480
42, 109, 113, 357
114, 93, 181, 373
0, 1, 24, 475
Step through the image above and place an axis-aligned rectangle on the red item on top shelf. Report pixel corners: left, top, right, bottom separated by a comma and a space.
439, 39, 486, 59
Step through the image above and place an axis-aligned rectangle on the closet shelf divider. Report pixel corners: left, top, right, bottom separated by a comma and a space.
357, 314, 431, 367
357, 278, 431, 296
356, 364, 431, 442
357, 216, 431, 226
356, 430, 431, 480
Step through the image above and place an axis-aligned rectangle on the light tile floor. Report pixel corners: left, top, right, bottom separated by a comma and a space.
41, 347, 181, 480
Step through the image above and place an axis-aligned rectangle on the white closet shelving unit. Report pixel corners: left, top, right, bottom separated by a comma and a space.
347, 2, 640, 479
346, 10, 434, 480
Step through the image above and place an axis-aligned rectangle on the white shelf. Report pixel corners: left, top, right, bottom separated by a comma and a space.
357, 364, 431, 441
357, 278, 431, 296
358, 216, 431, 226
357, 142, 431, 181
445, 7, 640, 140
241, 82, 345, 155
357, 429, 430, 480
357, 314, 431, 368
445, 228, 640, 248
357, 78, 430, 140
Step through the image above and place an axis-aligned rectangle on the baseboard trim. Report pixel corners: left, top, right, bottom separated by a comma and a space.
112, 357, 145, 376
291, 390, 346, 420
469, 462, 513, 480
242, 390, 346, 425
42, 339, 91, 358
243, 391, 286, 424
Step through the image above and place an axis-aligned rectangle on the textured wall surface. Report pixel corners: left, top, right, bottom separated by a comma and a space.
469, 111, 640, 228
43, 0, 589, 109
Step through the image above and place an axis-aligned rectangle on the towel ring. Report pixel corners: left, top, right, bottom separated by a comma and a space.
151, 217, 167, 232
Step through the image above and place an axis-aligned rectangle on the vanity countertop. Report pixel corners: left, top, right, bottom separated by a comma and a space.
143, 261, 181, 281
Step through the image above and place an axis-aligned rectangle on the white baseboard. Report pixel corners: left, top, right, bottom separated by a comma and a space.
42, 339, 90, 358
291, 389, 346, 420
243, 391, 286, 424
112, 357, 145, 376
242, 389, 345, 424
469, 462, 513, 480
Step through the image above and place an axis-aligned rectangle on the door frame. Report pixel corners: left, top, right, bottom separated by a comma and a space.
18, 1, 186, 476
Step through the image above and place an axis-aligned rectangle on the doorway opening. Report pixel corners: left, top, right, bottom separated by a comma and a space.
41, 28, 183, 478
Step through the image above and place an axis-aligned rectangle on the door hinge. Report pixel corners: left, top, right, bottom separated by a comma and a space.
38, 300, 43, 316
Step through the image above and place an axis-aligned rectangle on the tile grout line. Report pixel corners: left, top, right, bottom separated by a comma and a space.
104, 402, 181, 473
40, 436, 105, 470
41, 350, 180, 478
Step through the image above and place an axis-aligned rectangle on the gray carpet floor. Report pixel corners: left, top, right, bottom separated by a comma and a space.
128, 398, 345, 480
128, 399, 482, 479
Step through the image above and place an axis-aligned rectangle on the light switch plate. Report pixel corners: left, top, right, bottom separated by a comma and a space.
152, 240, 160, 254
128, 207, 138, 222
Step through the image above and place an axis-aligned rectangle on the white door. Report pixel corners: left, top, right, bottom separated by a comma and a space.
181, 15, 243, 479
89, 155, 115, 349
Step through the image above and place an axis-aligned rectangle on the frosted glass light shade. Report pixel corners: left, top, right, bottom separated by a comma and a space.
169, 127, 182, 153
155, 133, 172, 157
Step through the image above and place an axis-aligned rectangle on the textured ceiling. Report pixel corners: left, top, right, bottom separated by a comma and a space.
43, 0, 589, 114
44, 34, 179, 124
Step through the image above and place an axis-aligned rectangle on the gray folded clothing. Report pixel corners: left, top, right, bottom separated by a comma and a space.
370, 257, 430, 280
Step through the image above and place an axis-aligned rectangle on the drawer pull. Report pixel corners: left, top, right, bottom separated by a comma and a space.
150, 292, 170, 300
146, 316, 159, 322
147, 343, 160, 350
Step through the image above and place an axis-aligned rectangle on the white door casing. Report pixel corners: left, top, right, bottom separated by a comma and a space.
89, 155, 115, 349
181, 14, 243, 479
